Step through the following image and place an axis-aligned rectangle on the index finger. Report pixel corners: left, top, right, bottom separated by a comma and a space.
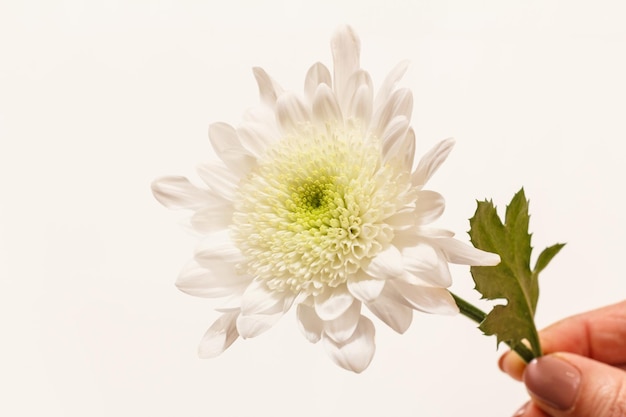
499, 299, 626, 380
541, 299, 626, 361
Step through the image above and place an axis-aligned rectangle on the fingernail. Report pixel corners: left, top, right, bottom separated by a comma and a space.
511, 401, 529, 417
523, 355, 581, 411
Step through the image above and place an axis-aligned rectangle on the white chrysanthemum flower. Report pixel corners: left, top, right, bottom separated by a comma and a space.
152, 26, 500, 373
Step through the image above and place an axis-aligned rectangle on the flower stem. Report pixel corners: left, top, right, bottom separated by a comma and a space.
450, 292, 536, 363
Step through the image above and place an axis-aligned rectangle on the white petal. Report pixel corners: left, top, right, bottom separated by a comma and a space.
365, 288, 413, 334
253, 67, 283, 107
176, 260, 251, 298
151, 176, 211, 210
372, 88, 413, 139
413, 227, 455, 238
402, 128, 416, 172
190, 201, 234, 233
363, 245, 405, 281
198, 311, 240, 358
415, 190, 446, 225
402, 237, 439, 274
237, 124, 274, 158
240, 279, 286, 316
347, 270, 385, 302
348, 84, 373, 125
194, 229, 243, 264
408, 262, 452, 288
341, 69, 372, 120
236, 312, 283, 339
304, 62, 332, 103
241, 104, 279, 131
345, 69, 372, 96
393, 280, 459, 315
400, 240, 452, 287
331, 25, 361, 112
296, 303, 324, 343
215, 293, 244, 312
322, 315, 375, 373
385, 212, 416, 231
312, 83, 343, 125
209, 122, 238, 147
314, 284, 354, 321
196, 163, 239, 201
436, 237, 501, 266
237, 280, 295, 338
387, 87, 414, 119
276, 92, 311, 133
236, 105, 281, 159
381, 115, 410, 164
412, 137, 455, 187
374, 60, 410, 110
208, 122, 256, 177
323, 299, 361, 343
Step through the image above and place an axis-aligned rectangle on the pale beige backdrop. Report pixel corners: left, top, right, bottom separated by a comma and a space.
1, 1, 625, 416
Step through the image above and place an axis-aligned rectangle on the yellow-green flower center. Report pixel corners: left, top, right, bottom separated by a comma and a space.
231, 123, 414, 295
288, 176, 335, 227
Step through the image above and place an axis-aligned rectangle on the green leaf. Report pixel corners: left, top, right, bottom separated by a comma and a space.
468, 188, 564, 359
534, 243, 566, 276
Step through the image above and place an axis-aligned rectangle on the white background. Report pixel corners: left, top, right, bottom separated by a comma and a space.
1, 1, 625, 416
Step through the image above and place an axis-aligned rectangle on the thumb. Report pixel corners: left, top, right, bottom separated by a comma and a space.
522, 353, 626, 417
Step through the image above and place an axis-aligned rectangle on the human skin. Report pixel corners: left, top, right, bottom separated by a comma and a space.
499, 300, 626, 417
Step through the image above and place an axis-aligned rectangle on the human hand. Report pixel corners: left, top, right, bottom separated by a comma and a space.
499, 300, 626, 417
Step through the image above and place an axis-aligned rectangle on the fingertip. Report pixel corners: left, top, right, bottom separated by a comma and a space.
499, 350, 527, 381
522, 355, 581, 412
511, 401, 551, 417
524, 352, 626, 417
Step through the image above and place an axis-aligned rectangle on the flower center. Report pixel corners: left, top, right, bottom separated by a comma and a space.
289, 177, 335, 224
231, 123, 413, 295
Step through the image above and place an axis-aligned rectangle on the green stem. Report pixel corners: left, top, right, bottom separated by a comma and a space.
450, 292, 536, 363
